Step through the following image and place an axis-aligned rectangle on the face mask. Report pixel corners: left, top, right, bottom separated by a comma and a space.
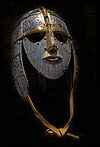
12, 6, 79, 139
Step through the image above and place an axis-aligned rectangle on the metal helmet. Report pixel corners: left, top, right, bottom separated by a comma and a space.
12, 7, 79, 138
12, 6, 73, 98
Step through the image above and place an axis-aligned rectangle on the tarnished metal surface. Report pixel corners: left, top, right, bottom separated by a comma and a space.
11, 7, 79, 139
12, 6, 72, 97
23, 36, 71, 79
12, 41, 28, 98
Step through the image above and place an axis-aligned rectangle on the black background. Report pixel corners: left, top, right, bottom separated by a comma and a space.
0, 0, 96, 146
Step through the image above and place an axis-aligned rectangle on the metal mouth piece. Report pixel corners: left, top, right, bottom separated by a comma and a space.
43, 50, 62, 62
46, 55, 62, 62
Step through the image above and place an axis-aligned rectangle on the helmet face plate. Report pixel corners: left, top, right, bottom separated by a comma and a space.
23, 36, 71, 79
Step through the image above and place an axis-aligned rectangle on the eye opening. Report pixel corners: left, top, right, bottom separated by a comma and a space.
26, 32, 46, 43
54, 31, 70, 43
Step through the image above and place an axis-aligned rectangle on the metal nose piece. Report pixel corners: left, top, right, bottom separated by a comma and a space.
48, 46, 58, 56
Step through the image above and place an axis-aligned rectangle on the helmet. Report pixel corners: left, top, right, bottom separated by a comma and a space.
12, 6, 79, 139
